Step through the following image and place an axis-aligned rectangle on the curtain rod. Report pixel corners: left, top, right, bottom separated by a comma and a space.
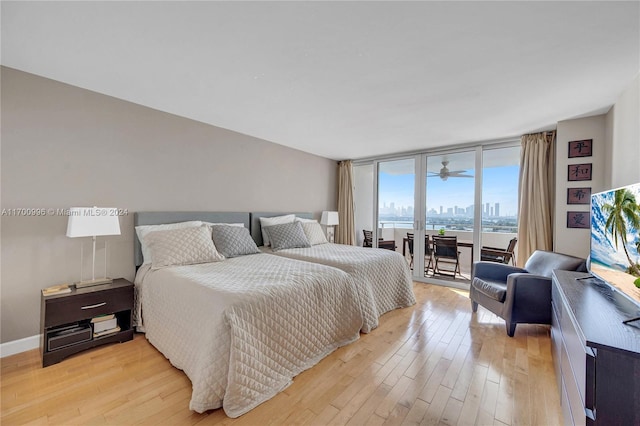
350, 137, 521, 165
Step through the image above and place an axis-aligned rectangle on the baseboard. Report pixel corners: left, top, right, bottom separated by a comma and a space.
0, 334, 41, 358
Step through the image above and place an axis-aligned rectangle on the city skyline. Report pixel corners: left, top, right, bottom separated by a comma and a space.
378, 165, 519, 217
380, 201, 512, 218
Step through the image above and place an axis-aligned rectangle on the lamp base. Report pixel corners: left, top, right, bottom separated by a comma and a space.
74, 277, 113, 289
327, 226, 335, 243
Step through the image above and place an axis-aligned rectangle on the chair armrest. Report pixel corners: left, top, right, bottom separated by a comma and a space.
503, 273, 552, 324
378, 240, 397, 250
481, 246, 503, 251
473, 261, 526, 282
506, 273, 550, 291
481, 248, 509, 257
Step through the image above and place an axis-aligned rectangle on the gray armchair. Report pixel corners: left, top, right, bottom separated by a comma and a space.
470, 250, 586, 336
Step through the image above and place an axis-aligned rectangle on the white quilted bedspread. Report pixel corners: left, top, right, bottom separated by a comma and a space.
264, 243, 416, 333
134, 254, 363, 417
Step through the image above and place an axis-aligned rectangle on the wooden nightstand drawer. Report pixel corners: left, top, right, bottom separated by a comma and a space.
44, 285, 133, 328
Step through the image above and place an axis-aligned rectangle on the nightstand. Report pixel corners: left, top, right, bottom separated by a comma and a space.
40, 278, 134, 367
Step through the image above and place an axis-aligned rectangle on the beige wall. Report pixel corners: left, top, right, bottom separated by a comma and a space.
1, 67, 338, 343
553, 74, 640, 258
554, 115, 607, 258
606, 73, 640, 188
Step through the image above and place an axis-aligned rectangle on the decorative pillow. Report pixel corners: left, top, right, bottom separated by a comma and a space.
210, 225, 260, 258
144, 224, 224, 270
259, 214, 295, 246
265, 221, 311, 251
301, 221, 329, 245
135, 221, 203, 264
203, 222, 245, 228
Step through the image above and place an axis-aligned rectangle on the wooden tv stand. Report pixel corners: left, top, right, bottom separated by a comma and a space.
551, 270, 640, 426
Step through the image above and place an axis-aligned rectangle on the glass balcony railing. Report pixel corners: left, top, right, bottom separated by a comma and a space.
375, 222, 518, 283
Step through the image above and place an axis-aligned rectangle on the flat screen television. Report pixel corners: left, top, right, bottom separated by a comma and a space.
590, 182, 640, 312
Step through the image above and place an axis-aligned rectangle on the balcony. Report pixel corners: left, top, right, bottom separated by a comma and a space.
377, 221, 518, 283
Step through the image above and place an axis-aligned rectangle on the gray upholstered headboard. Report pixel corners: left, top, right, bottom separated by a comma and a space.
249, 212, 313, 246
134, 211, 250, 266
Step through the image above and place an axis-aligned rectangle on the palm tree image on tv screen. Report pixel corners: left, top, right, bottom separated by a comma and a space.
590, 182, 640, 303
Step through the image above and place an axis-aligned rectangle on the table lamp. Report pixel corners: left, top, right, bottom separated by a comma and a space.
320, 211, 339, 243
66, 207, 121, 288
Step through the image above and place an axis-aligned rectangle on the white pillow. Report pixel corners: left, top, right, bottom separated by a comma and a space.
259, 214, 295, 246
295, 217, 316, 223
135, 221, 202, 264
301, 221, 329, 245
144, 224, 224, 270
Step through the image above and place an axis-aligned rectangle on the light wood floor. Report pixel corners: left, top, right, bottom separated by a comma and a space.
1, 283, 561, 425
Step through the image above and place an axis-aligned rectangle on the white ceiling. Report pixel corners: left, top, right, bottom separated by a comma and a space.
2, 1, 639, 161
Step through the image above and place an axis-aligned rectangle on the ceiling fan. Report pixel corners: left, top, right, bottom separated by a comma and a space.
427, 161, 473, 181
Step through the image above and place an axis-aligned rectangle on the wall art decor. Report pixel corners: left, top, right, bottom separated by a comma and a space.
567, 211, 590, 229
567, 187, 591, 204
568, 139, 592, 158
568, 163, 592, 181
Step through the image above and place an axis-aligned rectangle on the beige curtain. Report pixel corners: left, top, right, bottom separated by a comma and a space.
336, 160, 356, 245
517, 131, 556, 265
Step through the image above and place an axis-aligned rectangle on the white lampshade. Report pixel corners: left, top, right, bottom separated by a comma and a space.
66, 207, 121, 238
320, 211, 339, 226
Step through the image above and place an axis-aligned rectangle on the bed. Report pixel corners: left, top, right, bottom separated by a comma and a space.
251, 212, 416, 333
133, 212, 363, 417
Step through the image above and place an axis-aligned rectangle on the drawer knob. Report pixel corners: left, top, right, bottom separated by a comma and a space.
80, 302, 107, 310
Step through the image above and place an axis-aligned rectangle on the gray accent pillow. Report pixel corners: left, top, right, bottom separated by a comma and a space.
259, 214, 295, 247
265, 221, 311, 251
144, 224, 224, 270
210, 225, 260, 258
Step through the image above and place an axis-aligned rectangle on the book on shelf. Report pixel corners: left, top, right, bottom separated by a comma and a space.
92, 317, 118, 334
42, 284, 72, 296
93, 326, 121, 338
90, 313, 115, 323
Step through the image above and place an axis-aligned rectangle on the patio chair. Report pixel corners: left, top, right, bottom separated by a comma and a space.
407, 233, 433, 273
480, 237, 518, 266
363, 230, 396, 251
432, 235, 461, 277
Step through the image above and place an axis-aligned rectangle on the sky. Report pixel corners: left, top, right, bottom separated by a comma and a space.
378, 165, 520, 217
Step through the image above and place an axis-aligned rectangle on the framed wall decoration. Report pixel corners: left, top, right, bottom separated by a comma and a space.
567, 187, 591, 204
567, 211, 590, 229
568, 163, 592, 181
568, 139, 593, 158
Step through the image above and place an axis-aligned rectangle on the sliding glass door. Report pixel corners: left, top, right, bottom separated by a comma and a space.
376, 158, 415, 253
360, 141, 520, 286
481, 146, 520, 265
425, 150, 477, 282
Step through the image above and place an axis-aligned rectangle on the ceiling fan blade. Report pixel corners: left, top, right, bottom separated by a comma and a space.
447, 169, 467, 174
449, 173, 474, 178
